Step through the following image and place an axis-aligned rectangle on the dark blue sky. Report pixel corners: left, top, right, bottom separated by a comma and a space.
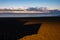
0, 0, 60, 10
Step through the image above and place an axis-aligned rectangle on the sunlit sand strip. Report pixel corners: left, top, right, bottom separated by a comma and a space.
24, 20, 41, 25
19, 21, 60, 40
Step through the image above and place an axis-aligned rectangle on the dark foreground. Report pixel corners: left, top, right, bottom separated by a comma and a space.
0, 13, 60, 40
0, 19, 41, 40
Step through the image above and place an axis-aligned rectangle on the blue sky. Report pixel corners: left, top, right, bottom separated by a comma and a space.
0, 0, 60, 9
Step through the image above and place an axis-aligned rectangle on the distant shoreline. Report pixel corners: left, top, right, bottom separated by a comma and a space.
0, 10, 50, 13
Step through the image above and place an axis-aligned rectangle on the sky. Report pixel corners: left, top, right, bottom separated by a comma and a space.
0, 0, 60, 10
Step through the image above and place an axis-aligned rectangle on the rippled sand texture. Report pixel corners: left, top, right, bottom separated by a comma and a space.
19, 21, 60, 40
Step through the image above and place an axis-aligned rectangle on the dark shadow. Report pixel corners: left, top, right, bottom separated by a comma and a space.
0, 19, 41, 40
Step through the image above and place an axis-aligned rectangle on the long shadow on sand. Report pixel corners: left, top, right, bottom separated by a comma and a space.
0, 19, 41, 40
